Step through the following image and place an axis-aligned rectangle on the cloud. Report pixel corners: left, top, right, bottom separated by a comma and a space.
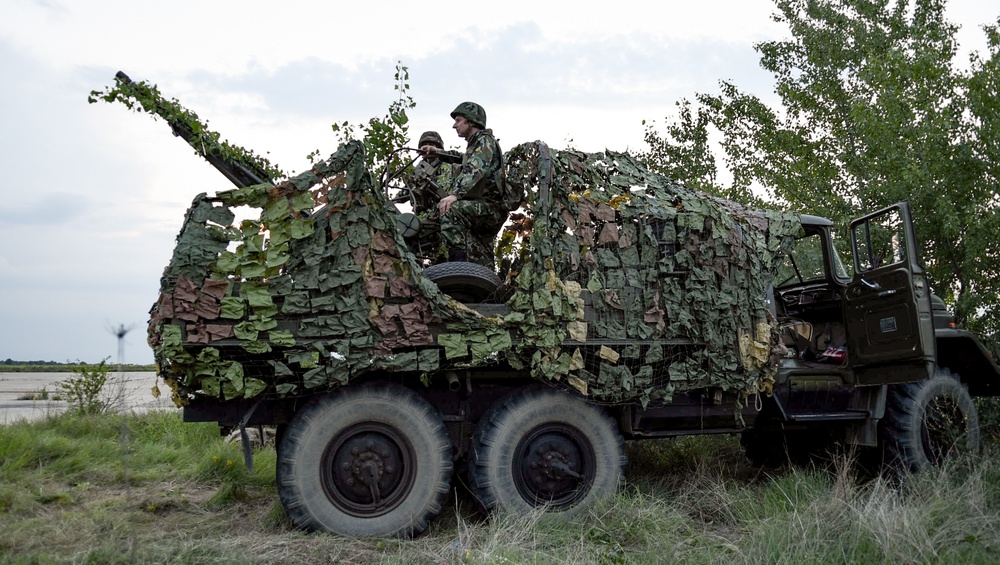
118, 21, 776, 161
0, 192, 92, 225
0, 1, 786, 75
190, 21, 771, 116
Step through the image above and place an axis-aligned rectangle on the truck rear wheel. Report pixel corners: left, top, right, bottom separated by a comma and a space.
882, 368, 980, 473
466, 387, 626, 517
277, 383, 452, 538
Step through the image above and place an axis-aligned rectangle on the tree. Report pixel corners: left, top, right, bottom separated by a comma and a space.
641, 100, 723, 197
964, 20, 1000, 335
327, 62, 415, 185
642, 0, 1000, 333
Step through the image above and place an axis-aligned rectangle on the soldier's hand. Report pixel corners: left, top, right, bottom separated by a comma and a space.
438, 194, 458, 216
419, 144, 439, 156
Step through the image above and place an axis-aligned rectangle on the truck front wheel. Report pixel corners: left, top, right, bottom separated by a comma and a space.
277, 383, 453, 537
882, 368, 980, 473
467, 387, 626, 516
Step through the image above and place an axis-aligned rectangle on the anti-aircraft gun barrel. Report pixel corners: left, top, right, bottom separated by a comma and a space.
115, 71, 273, 188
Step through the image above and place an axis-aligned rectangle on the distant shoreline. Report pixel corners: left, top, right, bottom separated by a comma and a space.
1, 364, 156, 373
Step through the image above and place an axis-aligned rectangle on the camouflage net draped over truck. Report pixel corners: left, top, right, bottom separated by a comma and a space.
149, 140, 801, 408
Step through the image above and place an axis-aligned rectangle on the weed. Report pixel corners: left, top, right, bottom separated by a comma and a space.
57, 359, 111, 415
15, 387, 62, 401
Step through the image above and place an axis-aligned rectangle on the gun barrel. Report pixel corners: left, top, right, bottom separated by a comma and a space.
113, 71, 272, 188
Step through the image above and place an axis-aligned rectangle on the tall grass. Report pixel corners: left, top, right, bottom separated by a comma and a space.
2, 413, 999, 564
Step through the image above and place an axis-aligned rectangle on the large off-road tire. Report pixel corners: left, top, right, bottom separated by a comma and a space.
277, 383, 453, 538
467, 387, 626, 517
882, 367, 980, 473
424, 262, 504, 303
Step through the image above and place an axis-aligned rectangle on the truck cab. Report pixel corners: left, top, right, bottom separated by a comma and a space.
774, 203, 934, 383
747, 202, 992, 467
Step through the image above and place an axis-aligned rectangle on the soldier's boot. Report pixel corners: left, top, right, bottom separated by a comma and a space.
448, 249, 469, 262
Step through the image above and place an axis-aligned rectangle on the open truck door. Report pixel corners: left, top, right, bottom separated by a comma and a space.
845, 201, 935, 385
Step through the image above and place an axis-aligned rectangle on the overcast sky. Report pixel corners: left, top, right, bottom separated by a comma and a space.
0, 0, 996, 365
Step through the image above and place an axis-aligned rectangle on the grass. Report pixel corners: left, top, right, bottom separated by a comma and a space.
15, 388, 61, 401
2, 414, 1000, 564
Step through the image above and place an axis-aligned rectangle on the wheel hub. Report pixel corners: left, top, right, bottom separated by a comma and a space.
321, 424, 414, 517
515, 426, 595, 508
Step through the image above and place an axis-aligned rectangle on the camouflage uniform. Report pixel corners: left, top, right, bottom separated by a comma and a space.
407, 157, 455, 216
438, 127, 507, 268
402, 157, 455, 261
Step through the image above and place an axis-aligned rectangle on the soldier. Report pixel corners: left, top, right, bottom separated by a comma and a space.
420, 102, 508, 266
407, 130, 455, 216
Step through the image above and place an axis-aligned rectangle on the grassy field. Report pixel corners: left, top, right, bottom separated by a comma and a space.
2, 411, 999, 564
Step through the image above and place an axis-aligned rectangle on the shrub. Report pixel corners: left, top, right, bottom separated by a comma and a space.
977, 397, 1000, 444
58, 359, 111, 415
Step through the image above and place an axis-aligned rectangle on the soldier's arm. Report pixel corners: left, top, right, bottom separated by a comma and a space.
450, 139, 497, 199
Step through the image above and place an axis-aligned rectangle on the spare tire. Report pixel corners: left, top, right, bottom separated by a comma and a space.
424, 262, 505, 303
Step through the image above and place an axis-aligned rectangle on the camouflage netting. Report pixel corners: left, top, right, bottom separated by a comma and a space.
501, 143, 800, 405
149, 140, 801, 408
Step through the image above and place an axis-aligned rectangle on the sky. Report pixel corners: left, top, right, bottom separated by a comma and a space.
0, 0, 996, 365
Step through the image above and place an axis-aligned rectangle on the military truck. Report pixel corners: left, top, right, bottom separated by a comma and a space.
98, 73, 1000, 539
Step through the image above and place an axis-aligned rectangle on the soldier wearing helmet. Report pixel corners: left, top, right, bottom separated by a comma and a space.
406, 130, 455, 215
419, 102, 507, 266
418, 130, 445, 150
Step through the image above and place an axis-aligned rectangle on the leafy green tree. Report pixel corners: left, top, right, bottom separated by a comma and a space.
963, 21, 1000, 334
642, 0, 1000, 332
327, 62, 415, 184
641, 100, 722, 197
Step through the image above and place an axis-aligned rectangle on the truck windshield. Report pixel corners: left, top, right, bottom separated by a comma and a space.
775, 232, 851, 286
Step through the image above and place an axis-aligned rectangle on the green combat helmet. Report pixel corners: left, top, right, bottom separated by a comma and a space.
418, 130, 444, 149
450, 102, 487, 128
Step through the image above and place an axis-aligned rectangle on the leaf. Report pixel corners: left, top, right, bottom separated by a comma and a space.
244, 378, 266, 398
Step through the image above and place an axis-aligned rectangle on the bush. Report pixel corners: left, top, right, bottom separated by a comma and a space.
977, 397, 1000, 444
58, 359, 111, 415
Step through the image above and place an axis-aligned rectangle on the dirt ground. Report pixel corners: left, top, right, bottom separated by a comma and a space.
0, 371, 174, 423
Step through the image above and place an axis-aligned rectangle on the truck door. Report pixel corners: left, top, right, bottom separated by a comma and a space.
845, 201, 935, 385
